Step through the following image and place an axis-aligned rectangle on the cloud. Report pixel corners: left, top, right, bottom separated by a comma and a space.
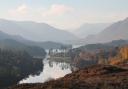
42, 4, 74, 17
7, 4, 128, 29
9, 4, 29, 16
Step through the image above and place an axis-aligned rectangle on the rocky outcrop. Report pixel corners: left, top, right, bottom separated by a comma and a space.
8, 64, 128, 89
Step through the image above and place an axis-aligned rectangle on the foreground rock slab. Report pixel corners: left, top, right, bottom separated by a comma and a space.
8, 64, 128, 89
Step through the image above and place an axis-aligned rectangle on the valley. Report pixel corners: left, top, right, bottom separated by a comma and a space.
0, 9, 128, 89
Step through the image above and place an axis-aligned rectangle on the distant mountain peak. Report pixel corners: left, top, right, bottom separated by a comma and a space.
71, 23, 110, 38
83, 17, 128, 44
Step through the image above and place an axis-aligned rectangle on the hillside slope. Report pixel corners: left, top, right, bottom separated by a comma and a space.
69, 40, 128, 69
0, 39, 46, 57
0, 50, 44, 89
84, 18, 128, 44
72, 23, 110, 38
8, 64, 128, 89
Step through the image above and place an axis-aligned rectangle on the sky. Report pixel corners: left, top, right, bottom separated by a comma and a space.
0, 0, 128, 29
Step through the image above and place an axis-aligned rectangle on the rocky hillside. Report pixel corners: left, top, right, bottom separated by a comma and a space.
8, 64, 128, 89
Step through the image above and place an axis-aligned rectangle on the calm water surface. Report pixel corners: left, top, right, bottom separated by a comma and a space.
19, 54, 72, 83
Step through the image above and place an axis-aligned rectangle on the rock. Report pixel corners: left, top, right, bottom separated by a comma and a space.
8, 64, 128, 89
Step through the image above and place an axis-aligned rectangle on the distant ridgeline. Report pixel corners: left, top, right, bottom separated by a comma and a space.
0, 39, 46, 58
0, 49, 44, 89
69, 40, 128, 69
0, 30, 71, 50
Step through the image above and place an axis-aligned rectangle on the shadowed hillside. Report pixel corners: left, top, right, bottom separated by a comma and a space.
0, 50, 44, 89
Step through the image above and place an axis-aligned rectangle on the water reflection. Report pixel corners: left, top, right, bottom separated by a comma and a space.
48, 61, 71, 70
19, 55, 72, 83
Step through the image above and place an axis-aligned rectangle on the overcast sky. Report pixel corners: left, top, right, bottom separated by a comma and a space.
0, 0, 128, 29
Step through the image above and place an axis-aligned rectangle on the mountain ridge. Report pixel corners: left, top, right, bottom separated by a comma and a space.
0, 30, 70, 49
83, 17, 128, 44
0, 19, 77, 43
71, 23, 110, 38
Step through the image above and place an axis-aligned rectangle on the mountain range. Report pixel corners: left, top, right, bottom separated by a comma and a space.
82, 18, 128, 44
71, 23, 110, 38
0, 17, 128, 46
0, 19, 77, 43
0, 30, 70, 49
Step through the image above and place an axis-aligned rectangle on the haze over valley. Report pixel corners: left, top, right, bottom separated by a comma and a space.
0, 0, 128, 89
